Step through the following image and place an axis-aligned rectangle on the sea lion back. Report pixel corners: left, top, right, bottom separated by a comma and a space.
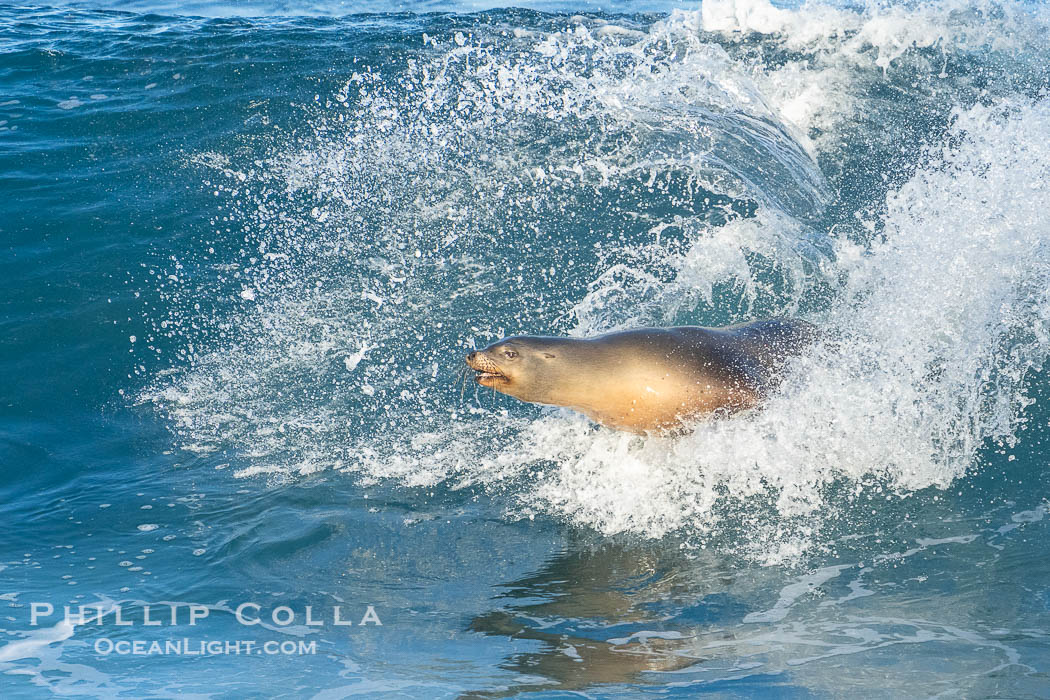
725, 318, 819, 373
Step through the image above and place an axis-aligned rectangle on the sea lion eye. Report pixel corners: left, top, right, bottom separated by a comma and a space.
503, 349, 518, 359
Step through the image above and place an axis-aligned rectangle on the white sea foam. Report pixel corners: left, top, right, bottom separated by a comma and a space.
522, 98, 1050, 554
0, 619, 76, 663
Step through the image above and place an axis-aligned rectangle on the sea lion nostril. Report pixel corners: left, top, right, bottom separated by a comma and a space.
467, 351, 477, 363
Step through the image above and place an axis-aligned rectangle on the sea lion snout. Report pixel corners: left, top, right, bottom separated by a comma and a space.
466, 349, 509, 387
465, 350, 492, 371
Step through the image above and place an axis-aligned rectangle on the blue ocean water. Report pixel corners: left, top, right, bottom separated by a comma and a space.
3, 0, 1050, 696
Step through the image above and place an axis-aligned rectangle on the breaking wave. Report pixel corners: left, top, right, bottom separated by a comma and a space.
141, 0, 1050, 562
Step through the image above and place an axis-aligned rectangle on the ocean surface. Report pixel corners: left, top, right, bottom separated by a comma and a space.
3, 0, 1050, 696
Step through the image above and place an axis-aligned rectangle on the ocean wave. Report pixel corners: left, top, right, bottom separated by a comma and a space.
139, 0, 1050, 561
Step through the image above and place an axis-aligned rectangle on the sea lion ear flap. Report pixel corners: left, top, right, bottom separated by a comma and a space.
542, 352, 557, 359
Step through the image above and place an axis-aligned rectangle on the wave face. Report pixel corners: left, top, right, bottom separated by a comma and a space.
4, 0, 1050, 696
132, 0, 1050, 560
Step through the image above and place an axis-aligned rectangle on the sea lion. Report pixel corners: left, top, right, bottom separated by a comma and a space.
465, 318, 817, 434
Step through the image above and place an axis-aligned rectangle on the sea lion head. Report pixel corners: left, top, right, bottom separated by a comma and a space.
465, 336, 571, 404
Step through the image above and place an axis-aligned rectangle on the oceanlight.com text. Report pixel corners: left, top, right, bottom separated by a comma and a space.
94, 639, 317, 656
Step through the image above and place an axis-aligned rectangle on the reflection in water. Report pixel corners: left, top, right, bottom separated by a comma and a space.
464, 537, 745, 697
463, 522, 1043, 698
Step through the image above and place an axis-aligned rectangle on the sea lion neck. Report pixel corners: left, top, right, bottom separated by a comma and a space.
542, 338, 631, 411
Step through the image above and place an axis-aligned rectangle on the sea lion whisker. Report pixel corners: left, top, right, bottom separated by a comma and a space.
458, 366, 471, 403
